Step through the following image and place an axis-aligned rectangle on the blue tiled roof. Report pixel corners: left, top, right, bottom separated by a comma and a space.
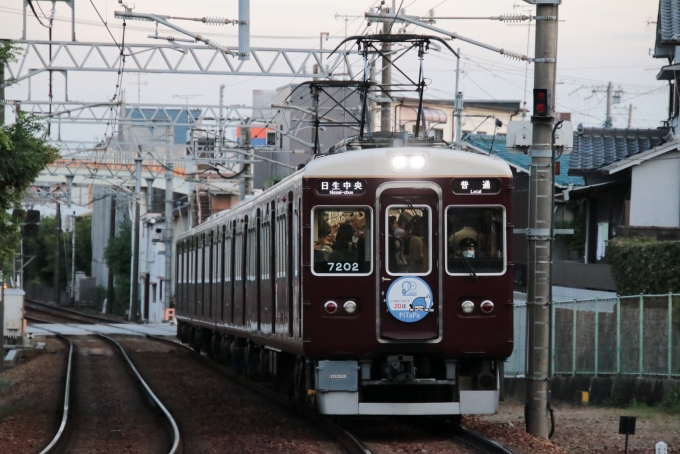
659, 0, 680, 43
464, 134, 585, 187
568, 127, 671, 174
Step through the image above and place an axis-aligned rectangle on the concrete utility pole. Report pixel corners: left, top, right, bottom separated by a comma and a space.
164, 126, 174, 312
54, 201, 61, 305
525, 0, 559, 439
380, 7, 392, 133
454, 48, 463, 147
605, 81, 613, 128
130, 157, 142, 322
106, 193, 116, 312
239, 122, 252, 201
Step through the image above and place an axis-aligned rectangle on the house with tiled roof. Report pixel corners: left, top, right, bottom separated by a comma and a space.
565, 126, 676, 264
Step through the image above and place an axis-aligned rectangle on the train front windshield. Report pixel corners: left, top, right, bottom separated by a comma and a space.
446, 206, 506, 274
312, 207, 372, 274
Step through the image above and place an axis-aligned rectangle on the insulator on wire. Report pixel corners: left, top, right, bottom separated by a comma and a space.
203, 16, 232, 25
499, 49, 528, 61
499, 14, 531, 22
205, 39, 233, 55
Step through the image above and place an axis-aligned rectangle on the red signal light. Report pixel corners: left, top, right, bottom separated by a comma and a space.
533, 88, 551, 117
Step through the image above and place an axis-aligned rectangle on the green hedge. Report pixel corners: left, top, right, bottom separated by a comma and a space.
607, 237, 680, 295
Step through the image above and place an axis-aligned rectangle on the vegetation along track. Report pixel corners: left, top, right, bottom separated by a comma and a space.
38, 331, 179, 454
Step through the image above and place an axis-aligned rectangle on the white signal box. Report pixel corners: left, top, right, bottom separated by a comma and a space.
506, 120, 573, 149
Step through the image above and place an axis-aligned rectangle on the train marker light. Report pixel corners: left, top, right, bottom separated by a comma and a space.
343, 301, 357, 314
324, 301, 338, 314
480, 300, 494, 314
461, 300, 474, 314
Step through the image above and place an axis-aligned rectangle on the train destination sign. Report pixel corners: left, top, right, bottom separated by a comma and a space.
452, 178, 500, 195
317, 179, 366, 195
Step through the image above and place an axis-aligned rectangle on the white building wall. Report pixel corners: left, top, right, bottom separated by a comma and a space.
629, 150, 680, 227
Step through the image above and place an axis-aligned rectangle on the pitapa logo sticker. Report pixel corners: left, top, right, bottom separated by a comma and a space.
386, 276, 434, 323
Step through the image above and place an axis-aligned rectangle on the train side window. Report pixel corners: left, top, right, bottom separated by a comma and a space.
311, 206, 372, 275
445, 206, 506, 275
386, 205, 432, 276
224, 235, 232, 282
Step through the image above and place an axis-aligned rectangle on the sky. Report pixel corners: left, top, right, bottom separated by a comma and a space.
0, 0, 668, 142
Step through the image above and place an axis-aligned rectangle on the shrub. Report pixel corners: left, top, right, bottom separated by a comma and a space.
607, 237, 680, 295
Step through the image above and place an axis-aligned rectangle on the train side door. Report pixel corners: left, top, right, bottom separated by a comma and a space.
378, 185, 441, 341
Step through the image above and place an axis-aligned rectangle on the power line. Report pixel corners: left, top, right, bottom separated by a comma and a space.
89, 0, 120, 49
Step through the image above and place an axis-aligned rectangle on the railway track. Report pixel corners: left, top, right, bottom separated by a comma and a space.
25, 305, 512, 453
36, 328, 180, 454
25, 300, 122, 325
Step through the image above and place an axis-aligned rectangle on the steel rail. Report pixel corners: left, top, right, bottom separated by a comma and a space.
25, 300, 124, 324
98, 334, 181, 454
38, 334, 73, 454
145, 335, 372, 454
28, 319, 180, 454
453, 424, 515, 454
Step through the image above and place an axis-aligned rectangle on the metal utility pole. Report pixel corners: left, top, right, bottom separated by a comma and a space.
54, 201, 61, 305
164, 126, 174, 311
380, 10, 393, 133
454, 47, 463, 147
130, 157, 142, 322
525, 0, 559, 439
106, 193, 116, 313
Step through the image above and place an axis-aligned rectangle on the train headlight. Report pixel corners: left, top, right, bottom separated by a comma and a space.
391, 155, 408, 170
409, 155, 426, 170
343, 301, 357, 314
391, 154, 426, 171
324, 301, 338, 314
461, 300, 475, 314
480, 300, 494, 314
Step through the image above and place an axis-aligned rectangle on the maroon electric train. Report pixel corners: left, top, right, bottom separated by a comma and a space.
175, 146, 513, 415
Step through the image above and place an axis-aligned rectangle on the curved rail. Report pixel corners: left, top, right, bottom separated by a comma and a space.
146, 335, 371, 454
38, 335, 73, 454
98, 334, 181, 454
25, 300, 122, 324
31, 319, 181, 454
453, 424, 515, 454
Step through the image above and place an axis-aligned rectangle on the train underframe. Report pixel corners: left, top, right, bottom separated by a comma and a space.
177, 319, 503, 416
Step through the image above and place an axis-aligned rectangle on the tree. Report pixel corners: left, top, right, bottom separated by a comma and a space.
104, 221, 132, 316
0, 41, 59, 273
23, 215, 92, 288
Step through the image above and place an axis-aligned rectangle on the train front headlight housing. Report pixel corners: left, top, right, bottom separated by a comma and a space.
324, 301, 338, 314
461, 300, 475, 314
343, 300, 357, 314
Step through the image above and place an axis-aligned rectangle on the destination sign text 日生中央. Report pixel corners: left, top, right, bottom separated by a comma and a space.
452, 178, 500, 194
317, 179, 366, 195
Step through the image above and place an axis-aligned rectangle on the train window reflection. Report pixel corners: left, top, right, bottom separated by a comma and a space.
446, 206, 505, 275
386, 206, 431, 275
312, 207, 372, 275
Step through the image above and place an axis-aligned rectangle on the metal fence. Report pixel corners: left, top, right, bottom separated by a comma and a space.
506, 293, 680, 378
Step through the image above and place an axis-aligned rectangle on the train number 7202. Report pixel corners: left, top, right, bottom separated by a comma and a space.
327, 262, 360, 272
